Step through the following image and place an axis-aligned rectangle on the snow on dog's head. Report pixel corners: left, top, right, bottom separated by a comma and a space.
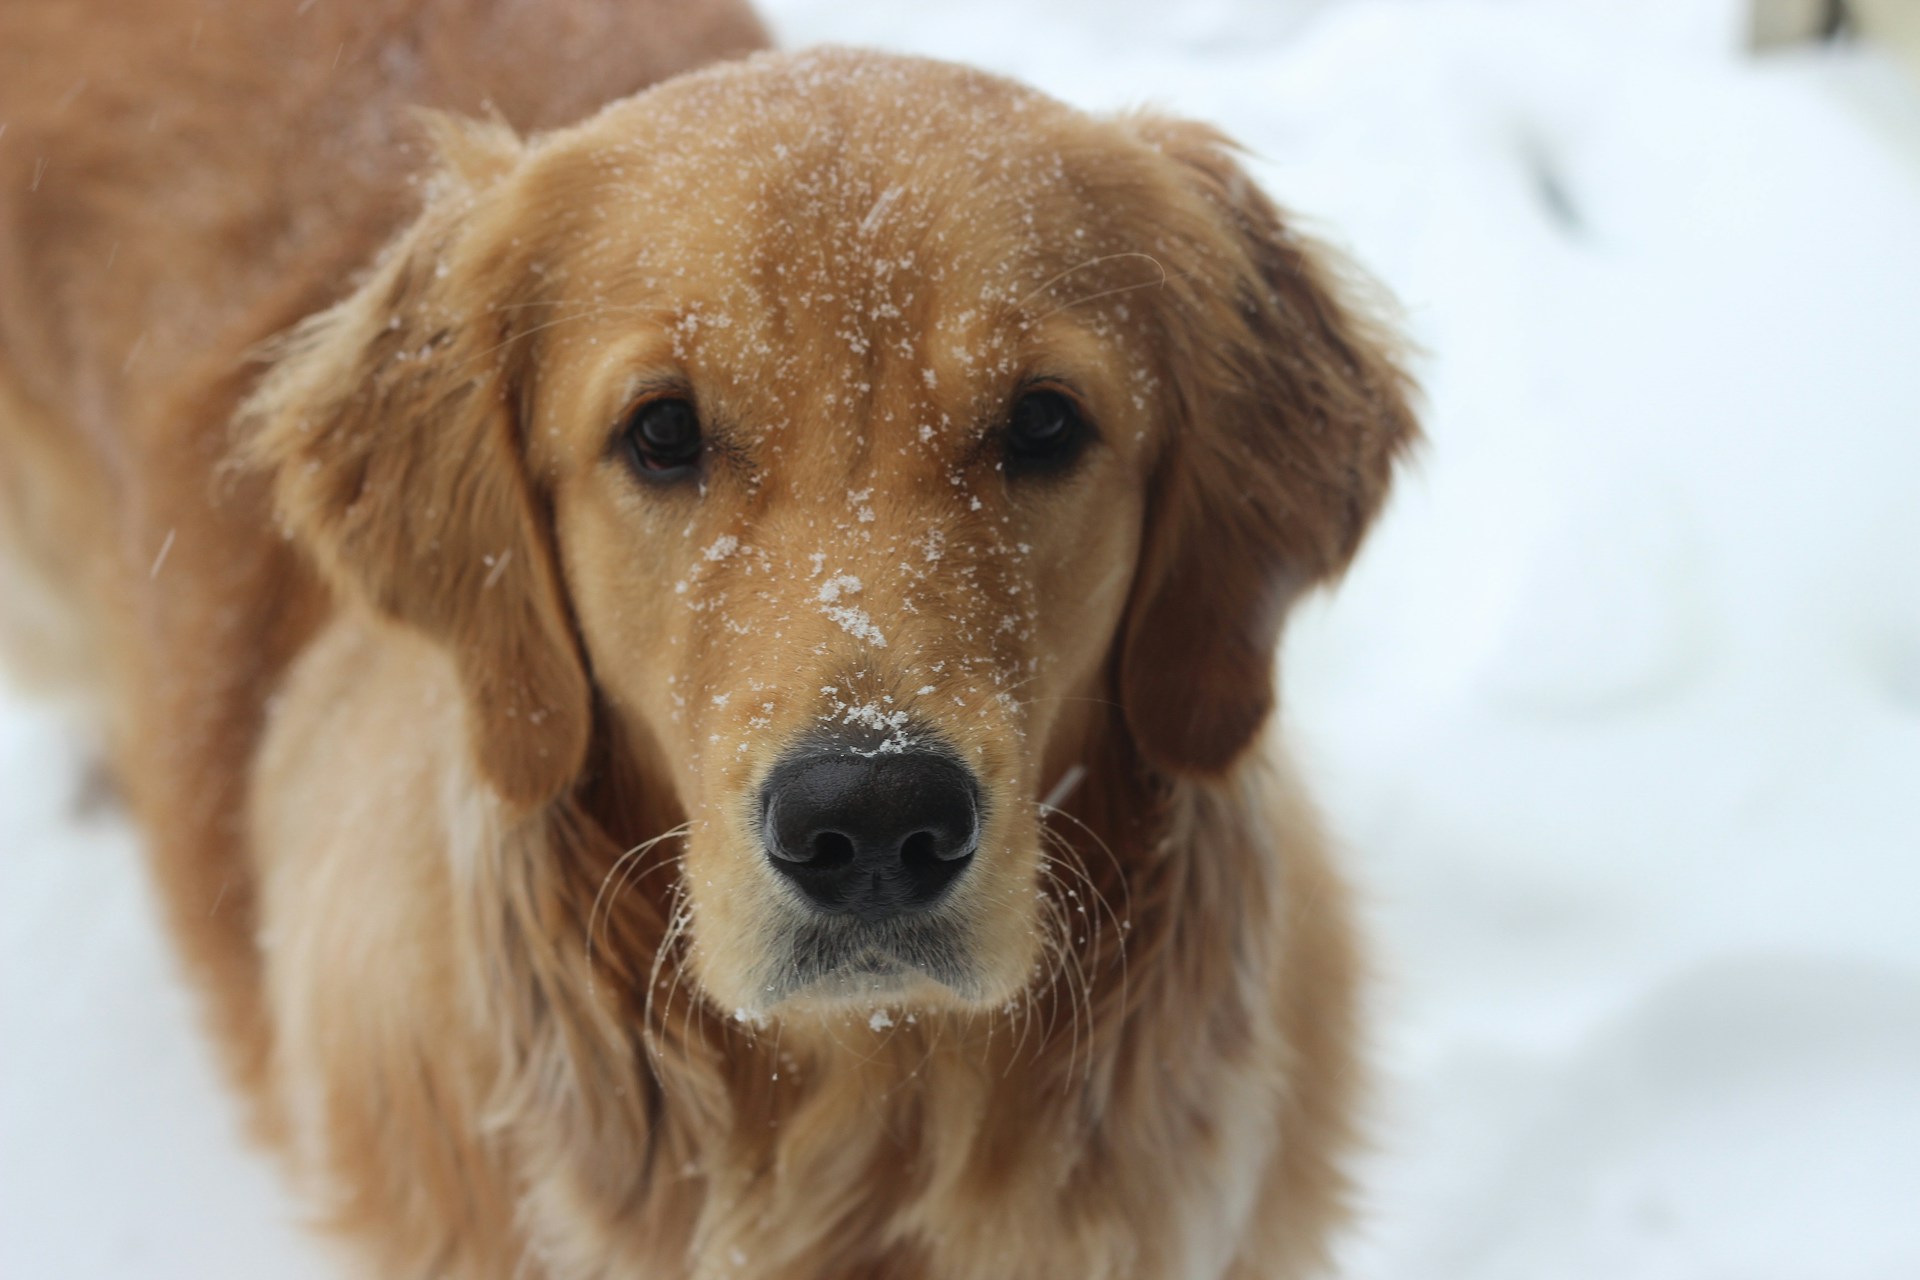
244, 48, 1415, 1022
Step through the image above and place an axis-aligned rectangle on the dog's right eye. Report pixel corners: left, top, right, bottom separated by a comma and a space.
1004, 388, 1091, 478
622, 397, 703, 482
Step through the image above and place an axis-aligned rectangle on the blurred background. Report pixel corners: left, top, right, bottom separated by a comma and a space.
4, 0, 1918, 1275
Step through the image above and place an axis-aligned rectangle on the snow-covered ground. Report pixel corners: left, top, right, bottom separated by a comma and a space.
5, 1, 1919, 1275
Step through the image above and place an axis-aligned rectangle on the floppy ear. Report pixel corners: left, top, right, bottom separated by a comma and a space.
1118, 118, 1419, 775
240, 117, 590, 812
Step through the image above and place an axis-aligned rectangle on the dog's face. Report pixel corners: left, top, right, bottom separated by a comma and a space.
248, 51, 1413, 1020
533, 64, 1170, 1013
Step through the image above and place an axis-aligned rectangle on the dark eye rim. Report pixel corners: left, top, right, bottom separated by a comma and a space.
1002, 382, 1096, 479
616, 392, 704, 484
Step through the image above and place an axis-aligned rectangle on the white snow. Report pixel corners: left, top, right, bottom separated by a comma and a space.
815, 573, 862, 604
6, 2, 1920, 1276
816, 573, 888, 646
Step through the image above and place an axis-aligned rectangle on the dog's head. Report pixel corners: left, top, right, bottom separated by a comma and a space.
246, 50, 1413, 1021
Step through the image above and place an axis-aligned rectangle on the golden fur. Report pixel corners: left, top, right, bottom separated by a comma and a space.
0, 5, 1417, 1277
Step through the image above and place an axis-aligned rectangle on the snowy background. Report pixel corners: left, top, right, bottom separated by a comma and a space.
5, 0, 1919, 1275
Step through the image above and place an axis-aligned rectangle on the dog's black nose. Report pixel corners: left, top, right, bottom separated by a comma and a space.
761, 751, 979, 920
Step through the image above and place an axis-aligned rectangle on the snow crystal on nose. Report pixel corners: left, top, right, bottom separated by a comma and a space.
816, 574, 861, 604
816, 574, 886, 647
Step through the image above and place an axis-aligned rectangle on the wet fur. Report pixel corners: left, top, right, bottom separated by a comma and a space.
0, 6, 1415, 1278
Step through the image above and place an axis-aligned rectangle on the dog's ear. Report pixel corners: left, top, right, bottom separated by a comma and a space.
241, 116, 590, 812
1117, 118, 1419, 775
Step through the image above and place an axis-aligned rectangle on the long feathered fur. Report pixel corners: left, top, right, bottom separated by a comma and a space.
2, 18, 1411, 1277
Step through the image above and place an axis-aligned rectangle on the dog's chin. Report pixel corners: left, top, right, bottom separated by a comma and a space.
771, 913, 985, 1010
775, 958, 971, 1016
701, 909, 1031, 1022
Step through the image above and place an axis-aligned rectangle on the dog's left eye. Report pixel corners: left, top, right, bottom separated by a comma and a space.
622, 397, 703, 482
1004, 389, 1090, 477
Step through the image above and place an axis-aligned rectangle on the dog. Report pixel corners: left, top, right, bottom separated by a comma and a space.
0, 3, 1417, 1276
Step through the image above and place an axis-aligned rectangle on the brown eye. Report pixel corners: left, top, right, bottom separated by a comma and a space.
623, 397, 702, 482
1004, 389, 1090, 477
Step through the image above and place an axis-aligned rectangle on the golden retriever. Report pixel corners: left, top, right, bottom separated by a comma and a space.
0, 3, 1417, 1276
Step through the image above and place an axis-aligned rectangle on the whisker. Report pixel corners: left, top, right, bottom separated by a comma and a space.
1040, 764, 1086, 812
1033, 270, 1184, 325
642, 886, 694, 1066
1029, 878, 1081, 1075
457, 298, 669, 370
1036, 859, 1101, 1087
1037, 807, 1132, 1050
1015, 252, 1167, 312
585, 822, 690, 997
1039, 801, 1134, 957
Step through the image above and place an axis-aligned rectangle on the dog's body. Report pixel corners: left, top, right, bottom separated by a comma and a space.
0, 5, 1413, 1277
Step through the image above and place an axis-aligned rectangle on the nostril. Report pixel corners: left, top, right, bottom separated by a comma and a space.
900, 827, 974, 868
811, 830, 856, 867
900, 829, 936, 868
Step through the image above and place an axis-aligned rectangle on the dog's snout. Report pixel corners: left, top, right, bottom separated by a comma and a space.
762, 751, 979, 920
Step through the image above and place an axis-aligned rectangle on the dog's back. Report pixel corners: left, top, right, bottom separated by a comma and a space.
0, 0, 767, 1093
0, 0, 767, 697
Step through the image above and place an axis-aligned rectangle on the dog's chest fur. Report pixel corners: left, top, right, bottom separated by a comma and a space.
256, 621, 1301, 1279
